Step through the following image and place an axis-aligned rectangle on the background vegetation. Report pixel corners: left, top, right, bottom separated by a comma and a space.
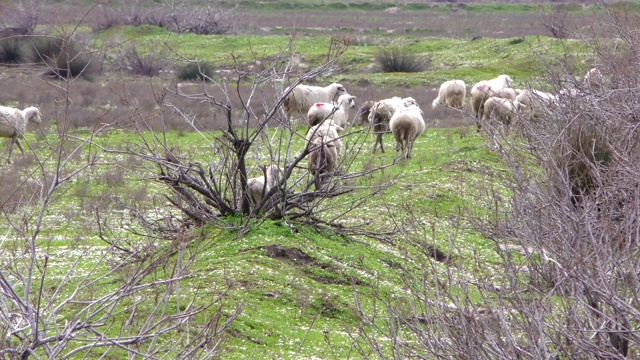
1, 1, 639, 359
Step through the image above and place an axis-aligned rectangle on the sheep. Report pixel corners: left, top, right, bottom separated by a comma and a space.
356, 100, 374, 125
247, 164, 280, 206
480, 97, 524, 127
307, 132, 339, 189
368, 96, 419, 153
476, 88, 520, 122
432, 79, 466, 109
306, 120, 344, 155
515, 89, 557, 120
283, 82, 347, 123
0, 106, 42, 163
389, 104, 425, 159
470, 75, 513, 119
306, 94, 357, 127
583, 67, 604, 90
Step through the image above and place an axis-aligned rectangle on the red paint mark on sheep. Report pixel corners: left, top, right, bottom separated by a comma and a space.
314, 103, 325, 107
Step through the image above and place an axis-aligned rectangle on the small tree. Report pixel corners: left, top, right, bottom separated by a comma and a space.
0, 11, 239, 359
351, 4, 640, 359
124, 37, 397, 236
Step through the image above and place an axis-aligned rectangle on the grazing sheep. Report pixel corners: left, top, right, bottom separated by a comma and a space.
307, 132, 339, 189
432, 79, 466, 109
247, 164, 280, 205
470, 75, 513, 118
515, 89, 557, 120
356, 100, 374, 125
476, 88, 520, 122
368, 96, 419, 153
306, 120, 344, 155
480, 97, 524, 127
583, 67, 604, 90
283, 82, 347, 122
389, 104, 425, 159
307, 94, 357, 127
0, 106, 42, 163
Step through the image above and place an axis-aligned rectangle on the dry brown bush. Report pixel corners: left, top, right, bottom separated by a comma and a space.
349, 4, 640, 359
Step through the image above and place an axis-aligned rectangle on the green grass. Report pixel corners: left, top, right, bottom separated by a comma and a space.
2, 125, 511, 358
95, 26, 592, 87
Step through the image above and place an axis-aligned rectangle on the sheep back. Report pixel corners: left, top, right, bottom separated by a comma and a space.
306, 120, 343, 155
0, 107, 25, 138
481, 97, 521, 125
308, 136, 338, 187
247, 164, 280, 205
283, 82, 347, 120
389, 106, 425, 159
432, 80, 466, 109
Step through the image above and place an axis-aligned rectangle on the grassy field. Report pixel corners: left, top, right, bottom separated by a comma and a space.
1, 123, 506, 358
0, 1, 625, 358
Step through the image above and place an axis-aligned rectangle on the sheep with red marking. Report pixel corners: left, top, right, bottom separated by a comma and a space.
306, 94, 357, 127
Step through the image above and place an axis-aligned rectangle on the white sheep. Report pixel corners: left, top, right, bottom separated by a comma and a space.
432, 79, 466, 109
247, 164, 280, 205
515, 89, 557, 120
476, 88, 520, 123
307, 131, 339, 189
306, 94, 357, 127
470, 75, 513, 118
480, 97, 524, 127
306, 120, 343, 155
0, 106, 42, 163
368, 96, 419, 153
283, 82, 348, 122
583, 67, 604, 90
389, 104, 425, 159
356, 100, 374, 125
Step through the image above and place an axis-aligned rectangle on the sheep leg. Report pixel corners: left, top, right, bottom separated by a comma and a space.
373, 133, 385, 153
5, 138, 16, 163
15, 138, 25, 155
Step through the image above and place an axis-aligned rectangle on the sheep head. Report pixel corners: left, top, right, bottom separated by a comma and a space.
24, 107, 42, 124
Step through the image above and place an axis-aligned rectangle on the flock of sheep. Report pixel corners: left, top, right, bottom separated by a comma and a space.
1, 67, 603, 209
246, 67, 604, 205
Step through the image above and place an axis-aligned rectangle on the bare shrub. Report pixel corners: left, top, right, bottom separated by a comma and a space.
542, 4, 571, 39
33, 37, 103, 80
0, 13, 239, 358
118, 38, 397, 239
0, 38, 25, 64
163, 2, 237, 35
177, 61, 216, 81
120, 46, 166, 77
374, 45, 430, 73
350, 4, 640, 359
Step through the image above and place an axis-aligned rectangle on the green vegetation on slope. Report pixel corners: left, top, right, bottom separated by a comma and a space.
97, 25, 592, 88
2, 125, 510, 358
